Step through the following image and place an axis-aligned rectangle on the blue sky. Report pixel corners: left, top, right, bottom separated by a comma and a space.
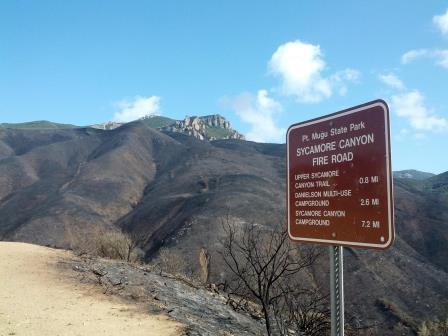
1, 1, 448, 173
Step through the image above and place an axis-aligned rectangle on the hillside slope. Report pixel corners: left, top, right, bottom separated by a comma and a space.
0, 124, 447, 334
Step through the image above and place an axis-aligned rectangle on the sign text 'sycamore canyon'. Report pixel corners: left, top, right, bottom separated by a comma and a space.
286, 100, 394, 249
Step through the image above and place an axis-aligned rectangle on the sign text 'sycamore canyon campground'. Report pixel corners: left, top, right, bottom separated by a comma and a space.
287, 100, 394, 249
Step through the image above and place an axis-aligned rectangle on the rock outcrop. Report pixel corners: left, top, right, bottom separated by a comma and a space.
90, 121, 124, 130
161, 114, 245, 141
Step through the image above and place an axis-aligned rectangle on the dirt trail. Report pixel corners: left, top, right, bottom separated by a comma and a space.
0, 242, 183, 336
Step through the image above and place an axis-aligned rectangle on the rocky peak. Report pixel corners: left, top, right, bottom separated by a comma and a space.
90, 121, 124, 130
197, 114, 231, 129
162, 114, 245, 141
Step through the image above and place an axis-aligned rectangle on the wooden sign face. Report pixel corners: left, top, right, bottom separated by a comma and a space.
286, 100, 394, 249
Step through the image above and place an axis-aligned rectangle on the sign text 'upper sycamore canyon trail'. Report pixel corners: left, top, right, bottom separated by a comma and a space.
287, 100, 395, 249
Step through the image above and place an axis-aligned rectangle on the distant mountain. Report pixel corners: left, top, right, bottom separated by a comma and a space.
424, 171, 448, 195
393, 169, 435, 180
89, 114, 245, 141
0, 123, 447, 335
0, 120, 78, 129
393, 170, 448, 196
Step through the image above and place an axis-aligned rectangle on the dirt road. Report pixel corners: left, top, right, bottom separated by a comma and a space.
0, 242, 183, 336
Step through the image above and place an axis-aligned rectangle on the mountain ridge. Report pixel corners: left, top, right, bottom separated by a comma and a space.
1, 114, 245, 141
393, 169, 435, 180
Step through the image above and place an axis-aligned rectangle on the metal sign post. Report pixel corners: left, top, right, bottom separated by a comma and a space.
330, 246, 344, 336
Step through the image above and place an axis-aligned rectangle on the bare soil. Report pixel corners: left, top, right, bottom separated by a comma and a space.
0, 242, 183, 336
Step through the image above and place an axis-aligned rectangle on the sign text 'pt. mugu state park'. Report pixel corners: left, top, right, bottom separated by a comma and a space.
286, 100, 395, 250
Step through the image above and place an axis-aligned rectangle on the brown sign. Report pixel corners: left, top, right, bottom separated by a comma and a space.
287, 100, 394, 249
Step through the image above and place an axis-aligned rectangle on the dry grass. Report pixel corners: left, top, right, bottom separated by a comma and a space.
418, 319, 448, 336
156, 247, 187, 275
64, 226, 141, 262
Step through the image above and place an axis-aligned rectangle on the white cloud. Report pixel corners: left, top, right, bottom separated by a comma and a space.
222, 90, 285, 142
379, 73, 405, 90
380, 74, 448, 133
330, 69, 361, 96
401, 49, 448, 69
113, 95, 161, 122
433, 9, 448, 36
434, 49, 448, 68
391, 90, 448, 132
268, 40, 359, 103
401, 49, 429, 64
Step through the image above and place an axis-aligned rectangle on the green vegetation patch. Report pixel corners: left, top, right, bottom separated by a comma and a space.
205, 126, 234, 139
140, 116, 176, 128
0, 120, 78, 129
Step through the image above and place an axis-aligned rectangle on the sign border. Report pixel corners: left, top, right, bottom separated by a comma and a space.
286, 99, 394, 249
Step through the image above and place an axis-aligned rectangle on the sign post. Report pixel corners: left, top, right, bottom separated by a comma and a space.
329, 246, 344, 336
286, 100, 395, 335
